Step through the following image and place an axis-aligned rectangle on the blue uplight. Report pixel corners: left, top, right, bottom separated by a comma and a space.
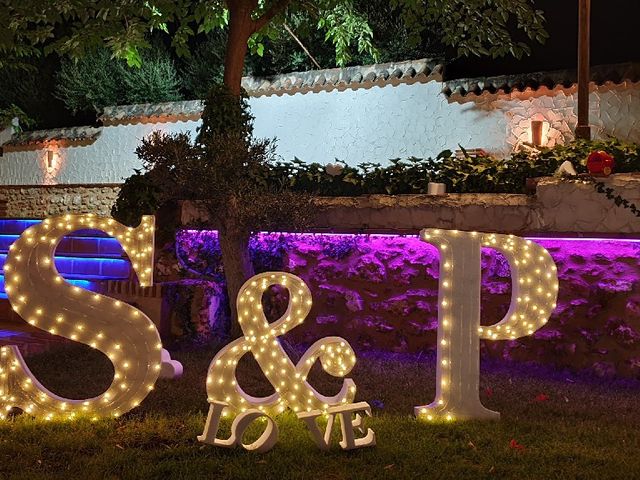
0, 218, 132, 298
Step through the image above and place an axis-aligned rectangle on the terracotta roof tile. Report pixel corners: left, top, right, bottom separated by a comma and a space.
2, 126, 101, 150
442, 62, 640, 97
96, 58, 443, 125
100, 100, 203, 126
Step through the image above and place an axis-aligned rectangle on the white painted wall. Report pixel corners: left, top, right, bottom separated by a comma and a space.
250, 81, 508, 164
1, 79, 639, 186
0, 120, 200, 185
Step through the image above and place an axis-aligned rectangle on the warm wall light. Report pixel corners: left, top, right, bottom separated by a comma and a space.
530, 120, 544, 146
46, 150, 56, 172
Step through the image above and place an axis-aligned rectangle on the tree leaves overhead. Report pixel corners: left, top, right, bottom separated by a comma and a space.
317, 1, 378, 66
0, 0, 546, 71
391, 0, 548, 59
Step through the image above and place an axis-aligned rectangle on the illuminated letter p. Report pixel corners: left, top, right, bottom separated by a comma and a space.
414, 229, 559, 421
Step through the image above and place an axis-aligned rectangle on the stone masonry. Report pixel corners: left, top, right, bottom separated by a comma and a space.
0, 184, 120, 217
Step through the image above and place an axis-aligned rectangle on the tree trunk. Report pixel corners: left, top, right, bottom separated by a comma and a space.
217, 1, 258, 338
218, 225, 254, 338
223, 0, 256, 95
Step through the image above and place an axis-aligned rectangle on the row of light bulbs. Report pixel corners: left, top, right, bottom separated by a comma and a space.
416, 229, 558, 422
205, 272, 357, 417
0, 214, 164, 421
1, 219, 560, 425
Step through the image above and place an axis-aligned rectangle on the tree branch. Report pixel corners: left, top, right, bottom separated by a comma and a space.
252, 0, 291, 33
283, 22, 321, 69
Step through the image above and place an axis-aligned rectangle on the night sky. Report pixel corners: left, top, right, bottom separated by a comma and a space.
446, 0, 640, 79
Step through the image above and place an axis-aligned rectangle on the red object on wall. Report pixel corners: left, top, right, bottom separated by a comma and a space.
587, 151, 615, 177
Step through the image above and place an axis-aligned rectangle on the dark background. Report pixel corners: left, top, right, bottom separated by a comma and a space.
447, 0, 640, 79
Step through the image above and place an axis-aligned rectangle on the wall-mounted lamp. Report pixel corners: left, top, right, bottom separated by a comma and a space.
46, 150, 56, 172
530, 120, 544, 147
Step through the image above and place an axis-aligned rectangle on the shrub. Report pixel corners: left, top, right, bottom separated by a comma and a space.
113, 84, 317, 337
55, 49, 121, 115
114, 138, 640, 229
265, 139, 640, 196
0, 105, 34, 132
56, 47, 182, 116
120, 51, 182, 105
512, 138, 640, 174
111, 171, 164, 227
178, 32, 226, 100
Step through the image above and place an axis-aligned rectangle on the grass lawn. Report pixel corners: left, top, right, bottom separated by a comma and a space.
0, 343, 639, 480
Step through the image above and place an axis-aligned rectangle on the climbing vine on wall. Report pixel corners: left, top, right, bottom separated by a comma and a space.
590, 178, 640, 218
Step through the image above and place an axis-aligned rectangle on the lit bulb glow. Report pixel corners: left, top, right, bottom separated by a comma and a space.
414, 229, 559, 421
0, 214, 182, 421
200, 272, 371, 453
203, 272, 356, 417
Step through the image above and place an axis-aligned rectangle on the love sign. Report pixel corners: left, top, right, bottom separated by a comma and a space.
203, 272, 357, 415
0, 215, 560, 454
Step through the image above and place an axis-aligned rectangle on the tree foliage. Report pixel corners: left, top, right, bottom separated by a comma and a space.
115, 138, 640, 217
113, 84, 316, 334
178, 31, 227, 99
5, 0, 548, 336
0, 104, 34, 132
120, 85, 315, 233
0, 56, 76, 129
392, 0, 548, 60
55, 47, 182, 115
1, 0, 546, 71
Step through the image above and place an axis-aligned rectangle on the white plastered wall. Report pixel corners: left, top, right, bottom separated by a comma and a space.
0, 79, 639, 185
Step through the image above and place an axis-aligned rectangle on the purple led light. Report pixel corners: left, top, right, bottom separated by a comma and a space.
182, 229, 640, 244
527, 236, 640, 243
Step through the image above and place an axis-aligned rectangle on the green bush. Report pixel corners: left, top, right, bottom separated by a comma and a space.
265, 139, 640, 196
111, 171, 163, 227
512, 138, 640, 174
195, 85, 254, 146
178, 32, 226, 100
114, 138, 640, 226
0, 104, 34, 132
120, 51, 183, 106
56, 47, 182, 116
55, 49, 120, 115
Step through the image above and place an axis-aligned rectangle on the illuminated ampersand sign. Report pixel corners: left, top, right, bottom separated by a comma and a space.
204, 272, 357, 416
415, 229, 559, 421
0, 214, 181, 421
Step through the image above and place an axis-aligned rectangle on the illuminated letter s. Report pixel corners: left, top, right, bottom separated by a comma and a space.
0, 214, 180, 421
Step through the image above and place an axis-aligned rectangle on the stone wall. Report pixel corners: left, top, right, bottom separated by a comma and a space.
0, 184, 120, 217
3, 173, 638, 236
181, 173, 640, 235
173, 231, 640, 377
535, 174, 640, 234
